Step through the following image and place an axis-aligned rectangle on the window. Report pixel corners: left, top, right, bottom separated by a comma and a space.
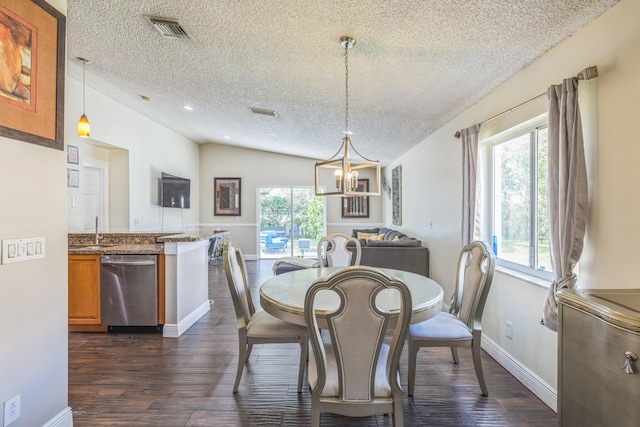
490, 124, 552, 279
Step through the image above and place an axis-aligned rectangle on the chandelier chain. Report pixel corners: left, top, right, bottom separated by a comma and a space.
344, 42, 349, 134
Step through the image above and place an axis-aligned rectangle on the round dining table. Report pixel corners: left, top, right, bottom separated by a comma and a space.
259, 266, 444, 328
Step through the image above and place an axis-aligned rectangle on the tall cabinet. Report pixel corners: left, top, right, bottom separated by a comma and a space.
557, 289, 640, 427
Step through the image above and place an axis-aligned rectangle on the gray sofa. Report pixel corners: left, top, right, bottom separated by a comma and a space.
349, 227, 429, 277
273, 228, 429, 277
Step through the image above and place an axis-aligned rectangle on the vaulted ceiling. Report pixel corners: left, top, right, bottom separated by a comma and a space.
66, 0, 619, 165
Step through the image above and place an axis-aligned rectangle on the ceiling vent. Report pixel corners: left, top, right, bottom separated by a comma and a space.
144, 16, 193, 40
249, 107, 278, 117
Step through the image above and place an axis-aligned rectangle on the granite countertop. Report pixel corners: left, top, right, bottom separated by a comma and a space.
68, 227, 229, 255
157, 226, 229, 242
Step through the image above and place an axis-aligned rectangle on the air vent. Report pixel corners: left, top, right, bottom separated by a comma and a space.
249, 107, 278, 117
144, 16, 193, 40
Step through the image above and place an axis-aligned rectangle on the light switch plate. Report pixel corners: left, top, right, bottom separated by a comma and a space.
2, 237, 46, 264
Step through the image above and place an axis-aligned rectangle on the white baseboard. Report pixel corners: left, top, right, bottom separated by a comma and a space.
44, 406, 73, 427
482, 335, 557, 412
163, 300, 211, 338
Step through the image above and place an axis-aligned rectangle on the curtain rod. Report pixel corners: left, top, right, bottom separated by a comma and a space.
454, 66, 598, 138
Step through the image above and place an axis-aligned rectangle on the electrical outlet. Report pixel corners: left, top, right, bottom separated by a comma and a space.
4, 394, 20, 426
506, 321, 513, 340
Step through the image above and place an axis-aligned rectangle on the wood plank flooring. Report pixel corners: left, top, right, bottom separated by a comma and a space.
68, 260, 557, 426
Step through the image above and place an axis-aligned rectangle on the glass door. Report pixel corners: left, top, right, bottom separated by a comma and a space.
258, 186, 325, 259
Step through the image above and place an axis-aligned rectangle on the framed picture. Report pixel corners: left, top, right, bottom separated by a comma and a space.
67, 145, 78, 164
67, 168, 79, 188
214, 177, 241, 216
342, 179, 369, 218
0, 0, 66, 150
392, 165, 402, 225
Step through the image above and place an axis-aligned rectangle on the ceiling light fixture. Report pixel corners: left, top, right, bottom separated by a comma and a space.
77, 57, 90, 138
315, 36, 380, 196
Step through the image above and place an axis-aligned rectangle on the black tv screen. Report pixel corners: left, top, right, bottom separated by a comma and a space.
161, 173, 190, 209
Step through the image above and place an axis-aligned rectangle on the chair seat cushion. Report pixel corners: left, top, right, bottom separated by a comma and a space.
247, 310, 307, 338
408, 312, 472, 340
309, 342, 392, 398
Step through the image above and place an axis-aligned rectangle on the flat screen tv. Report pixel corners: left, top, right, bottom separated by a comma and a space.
160, 173, 190, 209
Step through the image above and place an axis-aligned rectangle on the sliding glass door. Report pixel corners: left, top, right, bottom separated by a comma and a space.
258, 187, 325, 259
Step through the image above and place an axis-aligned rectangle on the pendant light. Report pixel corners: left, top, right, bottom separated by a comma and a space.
315, 36, 380, 196
77, 57, 91, 138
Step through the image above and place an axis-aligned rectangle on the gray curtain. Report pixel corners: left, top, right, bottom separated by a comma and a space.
461, 124, 481, 246
541, 78, 588, 331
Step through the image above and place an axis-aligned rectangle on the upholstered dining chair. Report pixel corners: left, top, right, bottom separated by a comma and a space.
223, 242, 308, 393
304, 266, 412, 426
407, 240, 496, 397
317, 232, 361, 267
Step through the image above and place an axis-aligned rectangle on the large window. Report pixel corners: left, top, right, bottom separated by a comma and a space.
490, 124, 552, 279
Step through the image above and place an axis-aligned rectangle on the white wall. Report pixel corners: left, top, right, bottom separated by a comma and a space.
199, 143, 382, 257
384, 0, 640, 409
0, 2, 73, 426
66, 78, 201, 232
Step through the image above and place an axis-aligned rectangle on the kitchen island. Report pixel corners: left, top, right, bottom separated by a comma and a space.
69, 227, 228, 337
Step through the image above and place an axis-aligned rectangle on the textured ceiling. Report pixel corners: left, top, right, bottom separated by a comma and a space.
66, 0, 619, 165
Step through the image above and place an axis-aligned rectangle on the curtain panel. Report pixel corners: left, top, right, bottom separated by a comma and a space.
461, 124, 481, 246
541, 78, 588, 331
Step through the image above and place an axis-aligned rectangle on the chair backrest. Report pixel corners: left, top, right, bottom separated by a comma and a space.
223, 242, 255, 329
304, 266, 412, 402
317, 233, 361, 267
450, 241, 496, 329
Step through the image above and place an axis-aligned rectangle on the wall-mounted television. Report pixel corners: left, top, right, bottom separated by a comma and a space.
160, 173, 190, 209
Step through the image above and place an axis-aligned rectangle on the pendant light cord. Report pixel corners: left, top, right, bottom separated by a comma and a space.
82, 60, 86, 114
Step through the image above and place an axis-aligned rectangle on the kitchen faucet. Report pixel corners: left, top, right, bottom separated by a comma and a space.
95, 216, 104, 245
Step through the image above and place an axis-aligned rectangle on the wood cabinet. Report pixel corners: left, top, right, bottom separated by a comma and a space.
558, 289, 640, 427
68, 255, 102, 326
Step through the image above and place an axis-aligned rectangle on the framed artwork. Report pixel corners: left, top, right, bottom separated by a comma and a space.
67, 168, 79, 188
0, 0, 66, 150
342, 179, 369, 218
67, 145, 78, 164
214, 177, 241, 216
392, 165, 402, 225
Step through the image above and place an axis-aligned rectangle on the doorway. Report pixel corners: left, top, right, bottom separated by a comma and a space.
83, 165, 109, 232
258, 186, 325, 259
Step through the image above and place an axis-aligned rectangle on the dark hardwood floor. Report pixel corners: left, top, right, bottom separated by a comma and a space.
68, 260, 557, 426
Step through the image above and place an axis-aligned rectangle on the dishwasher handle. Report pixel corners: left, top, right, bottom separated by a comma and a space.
101, 260, 157, 267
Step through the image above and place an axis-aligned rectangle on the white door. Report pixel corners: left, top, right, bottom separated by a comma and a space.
83, 166, 108, 232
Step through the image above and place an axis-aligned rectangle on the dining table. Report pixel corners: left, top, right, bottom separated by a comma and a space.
259, 266, 444, 328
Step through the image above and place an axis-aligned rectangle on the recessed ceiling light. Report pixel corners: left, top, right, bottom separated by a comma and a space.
224, 135, 231, 139
139, 95, 150, 101
249, 107, 278, 117
183, 105, 193, 111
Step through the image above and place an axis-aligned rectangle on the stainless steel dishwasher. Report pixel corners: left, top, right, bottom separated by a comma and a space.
100, 255, 158, 328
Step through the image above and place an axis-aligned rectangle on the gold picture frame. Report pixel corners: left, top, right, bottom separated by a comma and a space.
0, 0, 66, 150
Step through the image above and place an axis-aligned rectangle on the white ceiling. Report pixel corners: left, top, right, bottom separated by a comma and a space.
66, 0, 619, 165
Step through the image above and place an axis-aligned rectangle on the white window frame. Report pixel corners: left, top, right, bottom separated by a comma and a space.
482, 114, 553, 284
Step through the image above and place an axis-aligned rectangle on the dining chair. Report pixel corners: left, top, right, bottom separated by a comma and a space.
407, 240, 496, 397
317, 232, 361, 267
304, 266, 412, 426
223, 242, 308, 393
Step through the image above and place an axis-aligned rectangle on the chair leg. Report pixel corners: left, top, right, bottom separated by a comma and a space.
310, 400, 320, 427
407, 340, 419, 397
471, 340, 488, 396
393, 394, 404, 426
233, 341, 247, 393
297, 337, 309, 393
450, 347, 460, 364
245, 343, 254, 361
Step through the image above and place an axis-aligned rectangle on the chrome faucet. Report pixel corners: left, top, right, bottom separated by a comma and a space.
95, 215, 104, 245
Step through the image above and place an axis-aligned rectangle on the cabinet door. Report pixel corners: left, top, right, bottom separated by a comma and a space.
560, 306, 640, 427
68, 255, 101, 325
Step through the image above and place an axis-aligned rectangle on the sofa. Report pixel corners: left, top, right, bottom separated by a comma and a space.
349, 227, 429, 277
273, 227, 429, 277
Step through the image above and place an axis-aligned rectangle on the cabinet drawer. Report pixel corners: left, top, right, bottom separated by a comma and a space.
560, 305, 640, 426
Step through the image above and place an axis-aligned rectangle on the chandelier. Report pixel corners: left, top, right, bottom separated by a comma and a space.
314, 36, 380, 196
